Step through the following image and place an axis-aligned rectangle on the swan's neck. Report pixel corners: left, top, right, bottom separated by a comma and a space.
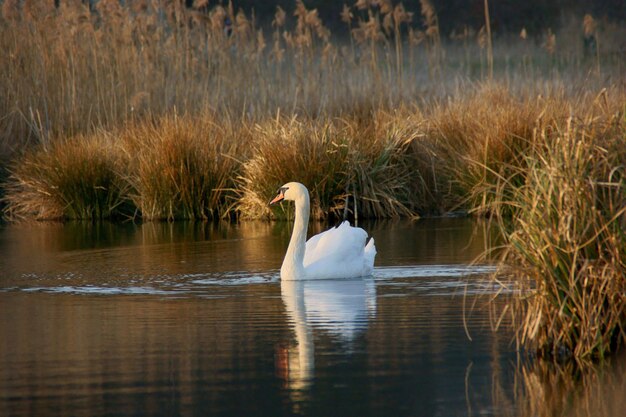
281, 195, 309, 280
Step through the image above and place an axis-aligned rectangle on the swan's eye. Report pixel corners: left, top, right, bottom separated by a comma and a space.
279, 186, 289, 194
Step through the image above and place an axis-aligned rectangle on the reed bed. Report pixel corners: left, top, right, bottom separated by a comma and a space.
1, 0, 622, 156
448, 86, 626, 361
3, 113, 245, 221
421, 84, 541, 215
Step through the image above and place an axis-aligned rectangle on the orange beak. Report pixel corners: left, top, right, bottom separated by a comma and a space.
269, 192, 284, 205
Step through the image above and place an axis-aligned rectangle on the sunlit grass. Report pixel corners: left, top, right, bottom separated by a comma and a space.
501, 120, 625, 361
121, 113, 244, 220
238, 112, 420, 220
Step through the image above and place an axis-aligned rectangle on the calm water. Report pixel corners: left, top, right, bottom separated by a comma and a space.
0, 219, 623, 417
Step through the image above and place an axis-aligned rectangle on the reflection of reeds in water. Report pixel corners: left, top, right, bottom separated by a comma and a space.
491, 356, 626, 417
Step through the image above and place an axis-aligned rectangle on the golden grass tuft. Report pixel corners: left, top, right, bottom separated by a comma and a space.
2, 113, 245, 221
413, 84, 539, 216
345, 109, 425, 218
421, 83, 626, 361
3, 134, 130, 220
120, 113, 244, 221
466, 89, 626, 361
238, 117, 353, 220
238, 113, 420, 220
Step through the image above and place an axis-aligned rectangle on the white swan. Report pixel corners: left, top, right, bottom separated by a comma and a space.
269, 182, 377, 280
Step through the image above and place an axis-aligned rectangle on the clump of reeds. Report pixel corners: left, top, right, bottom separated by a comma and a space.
3, 134, 131, 220
238, 117, 353, 220
428, 84, 626, 361
423, 83, 541, 215
346, 109, 426, 218
238, 113, 419, 220
121, 113, 244, 221
496, 113, 626, 361
2, 113, 245, 221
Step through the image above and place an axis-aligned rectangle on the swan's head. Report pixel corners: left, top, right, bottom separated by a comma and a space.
269, 182, 308, 205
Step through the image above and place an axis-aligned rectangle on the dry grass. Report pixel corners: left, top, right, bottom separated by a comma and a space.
422, 84, 540, 214
2, 0, 622, 159
3, 113, 245, 221
238, 113, 419, 220
121, 113, 245, 220
475, 89, 626, 361
238, 117, 352, 220
499, 120, 626, 361
3, 133, 130, 220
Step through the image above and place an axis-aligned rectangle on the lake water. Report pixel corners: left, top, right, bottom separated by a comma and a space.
0, 219, 623, 417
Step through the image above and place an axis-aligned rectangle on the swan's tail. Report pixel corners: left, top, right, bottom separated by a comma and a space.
364, 237, 376, 272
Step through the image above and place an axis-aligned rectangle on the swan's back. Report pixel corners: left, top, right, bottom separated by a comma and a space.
303, 221, 376, 279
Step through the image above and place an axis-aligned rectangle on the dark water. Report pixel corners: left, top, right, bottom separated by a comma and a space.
0, 219, 623, 417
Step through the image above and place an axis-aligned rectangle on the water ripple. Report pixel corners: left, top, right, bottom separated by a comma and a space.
190, 271, 279, 286
6, 264, 503, 296
374, 264, 496, 280
21, 285, 177, 296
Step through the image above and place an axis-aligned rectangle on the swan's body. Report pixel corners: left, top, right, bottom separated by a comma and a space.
270, 182, 376, 280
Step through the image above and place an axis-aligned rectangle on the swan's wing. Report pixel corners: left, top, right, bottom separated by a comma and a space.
364, 236, 376, 271
304, 221, 375, 278
304, 221, 366, 266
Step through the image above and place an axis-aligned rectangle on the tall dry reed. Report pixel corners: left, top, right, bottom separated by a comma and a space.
465, 88, 626, 361
3, 0, 622, 164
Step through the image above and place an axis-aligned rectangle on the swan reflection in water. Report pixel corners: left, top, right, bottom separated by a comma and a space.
276, 278, 377, 395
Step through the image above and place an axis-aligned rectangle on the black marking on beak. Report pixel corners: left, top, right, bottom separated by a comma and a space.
269, 187, 289, 205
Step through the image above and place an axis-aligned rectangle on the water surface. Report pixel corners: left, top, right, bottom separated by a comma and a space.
0, 219, 623, 416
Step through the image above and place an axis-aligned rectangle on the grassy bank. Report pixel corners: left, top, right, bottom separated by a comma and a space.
1, 2, 625, 360
7, 85, 623, 223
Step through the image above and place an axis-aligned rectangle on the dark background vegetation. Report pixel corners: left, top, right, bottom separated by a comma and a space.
181, 0, 625, 35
